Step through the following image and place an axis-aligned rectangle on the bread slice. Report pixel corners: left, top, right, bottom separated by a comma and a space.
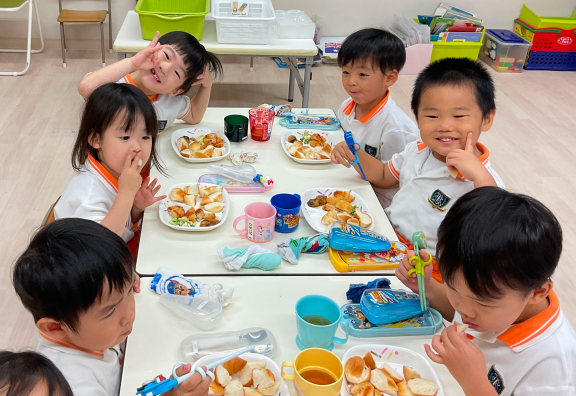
252, 368, 275, 391
224, 380, 244, 396
223, 357, 247, 376
403, 366, 421, 382
294, 147, 306, 159
380, 363, 403, 383
180, 149, 192, 158
363, 353, 376, 370
177, 137, 189, 151
370, 369, 398, 394
448, 167, 458, 178
213, 148, 224, 157
184, 194, 196, 207
259, 381, 281, 396
209, 381, 225, 395
407, 379, 439, 396
247, 360, 267, 370
397, 381, 414, 396
243, 388, 262, 396
454, 321, 469, 334
238, 363, 253, 387
354, 211, 372, 228
170, 188, 185, 203
209, 192, 223, 203
345, 356, 371, 384
183, 184, 199, 195
215, 365, 231, 387
318, 151, 331, 160
321, 210, 338, 225
323, 143, 333, 154
349, 382, 375, 396
190, 141, 202, 152
194, 151, 209, 159
347, 218, 360, 226
336, 213, 352, 223
205, 202, 225, 213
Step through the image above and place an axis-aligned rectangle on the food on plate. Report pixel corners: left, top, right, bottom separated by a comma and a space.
345, 356, 440, 396
209, 381, 225, 395
167, 205, 185, 219
306, 195, 327, 208
201, 191, 223, 206
211, 360, 279, 396
170, 188, 185, 203
243, 388, 262, 396
205, 202, 225, 213
184, 194, 196, 207
200, 185, 223, 197
285, 131, 333, 161
185, 207, 204, 223
311, 190, 373, 228
321, 209, 339, 226
334, 189, 355, 202
354, 210, 372, 228
224, 380, 243, 396
216, 364, 232, 387
177, 132, 226, 159
166, 185, 225, 228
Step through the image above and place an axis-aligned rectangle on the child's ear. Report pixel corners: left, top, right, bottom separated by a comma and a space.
36, 318, 68, 341
481, 109, 496, 131
168, 89, 185, 97
527, 280, 553, 305
88, 130, 101, 149
385, 69, 399, 86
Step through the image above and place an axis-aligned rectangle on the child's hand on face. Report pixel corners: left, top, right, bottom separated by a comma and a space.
131, 31, 163, 71
425, 325, 488, 391
118, 150, 144, 198
331, 141, 360, 168
445, 133, 491, 183
192, 66, 213, 89
165, 364, 212, 396
133, 176, 167, 211
395, 249, 433, 294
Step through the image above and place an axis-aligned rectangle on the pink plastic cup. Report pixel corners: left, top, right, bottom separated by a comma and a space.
233, 202, 276, 243
249, 108, 275, 141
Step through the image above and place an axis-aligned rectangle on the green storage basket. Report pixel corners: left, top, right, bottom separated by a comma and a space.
518, 4, 576, 30
430, 31, 484, 63
135, 0, 210, 41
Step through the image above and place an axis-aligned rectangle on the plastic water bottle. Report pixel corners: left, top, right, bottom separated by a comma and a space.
160, 294, 222, 330
207, 164, 273, 186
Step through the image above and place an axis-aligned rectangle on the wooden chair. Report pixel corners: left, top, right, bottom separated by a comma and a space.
0, 0, 44, 76
57, 0, 112, 68
41, 197, 60, 227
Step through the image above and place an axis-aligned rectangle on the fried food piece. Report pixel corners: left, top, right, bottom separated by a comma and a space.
334, 190, 355, 203
306, 195, 327, 208
335, 199, 354, 213
287, 135, 297, 143
201, 219, 220, 227
167, 205, 185, 219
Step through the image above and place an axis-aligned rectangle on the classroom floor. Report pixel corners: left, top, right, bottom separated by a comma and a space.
1, 39, 575, 350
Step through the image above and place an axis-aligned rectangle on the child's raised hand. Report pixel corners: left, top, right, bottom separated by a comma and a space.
445, 133, 494, 186
165, 364, 212, 396
133, 176, 167, 212
395, 249, 433, 294
118, 150, 144, 198
331, 141, 359, 168
192, 65, 213, 89
131, 31, 163, 71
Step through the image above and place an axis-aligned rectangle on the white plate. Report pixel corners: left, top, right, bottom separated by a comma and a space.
281, 129, 338, 164
341, 344, 444, 396
192, 352, 288, 396
171, 128, 231, 163
301, 188, 375, 233
159, 183, 230, 232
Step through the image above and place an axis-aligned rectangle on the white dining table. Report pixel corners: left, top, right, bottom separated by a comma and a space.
113, 11, 319, 107
135, 107, 399, 277
119, 276, 462, 396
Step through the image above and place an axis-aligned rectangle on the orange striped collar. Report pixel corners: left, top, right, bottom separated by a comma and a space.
497, 290, 561, 352
416, 141, 490, 180
343, 91, 390, 123
40, 331, 105, 358
87, 154, 119, 193
123, 74, 158, 103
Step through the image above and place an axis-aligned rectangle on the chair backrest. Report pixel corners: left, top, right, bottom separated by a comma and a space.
58, 0, 111, 15
41, 197, 60, 227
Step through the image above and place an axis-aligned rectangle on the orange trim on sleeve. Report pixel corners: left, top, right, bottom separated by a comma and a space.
388, 159, 400, 180
177, 103, 192, 120
88, 154, 119, 193
396, 233, 443, 284
122, 74, 158, 102
497, 291, 560, 349
40, 332, 105, 358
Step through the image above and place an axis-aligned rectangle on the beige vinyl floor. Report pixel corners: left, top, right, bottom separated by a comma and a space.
1, 39, 575, 350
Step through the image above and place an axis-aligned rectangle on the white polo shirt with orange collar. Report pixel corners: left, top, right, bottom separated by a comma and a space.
337, 92, 419, 208
385, 140, 505, 256
118, 74, 191, 131
38, 332, 124, 396
453, 291, 576, 395
54, 154, 135, 242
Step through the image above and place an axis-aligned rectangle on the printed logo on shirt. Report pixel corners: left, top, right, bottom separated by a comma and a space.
487, 365, 505, 394
428, 189, 451, 212
365, 144, 378, 158
158, 120, 168, 131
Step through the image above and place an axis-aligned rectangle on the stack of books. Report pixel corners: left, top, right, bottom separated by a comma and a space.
418, 3, 484, 43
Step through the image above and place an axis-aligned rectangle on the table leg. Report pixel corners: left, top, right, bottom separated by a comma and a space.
250, 56, 254, 72
302, 56, 313, 108
287, 57, 295, 103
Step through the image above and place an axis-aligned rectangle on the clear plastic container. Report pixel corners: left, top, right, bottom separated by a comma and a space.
274, 9, 315, 39
181, 327, 277, 362
480, 29, 532, 73
160, 294, 222, 330
211, 0, 276, 44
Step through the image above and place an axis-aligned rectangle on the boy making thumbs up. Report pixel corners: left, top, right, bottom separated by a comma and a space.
332, 58, 505, 282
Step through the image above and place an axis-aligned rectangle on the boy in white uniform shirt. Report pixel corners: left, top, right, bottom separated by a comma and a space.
335, 28, 419, 208
13, 219, 211, 396
397, 187, 576, 396
333, 58, 504, 282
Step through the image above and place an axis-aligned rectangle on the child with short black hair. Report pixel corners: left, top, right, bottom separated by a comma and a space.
0, 351, 74, 396
397, 187, 576, 396
333, 58, 505, 281
78, 31, 223, 131
333, 28, 419, 207
13, 218, 210, 396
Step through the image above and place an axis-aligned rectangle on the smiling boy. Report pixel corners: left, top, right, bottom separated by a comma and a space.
334, 28, 419, 208
332, 58, 505, 278
78, 31, 223, 131
397, 187, 576, 396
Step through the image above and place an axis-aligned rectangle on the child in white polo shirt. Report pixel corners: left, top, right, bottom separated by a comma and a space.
335, 28, 419, 207
333, 58, 504, 282
78, 31, 223, 131
397, 187, 576, 396
13, 219, 212, 396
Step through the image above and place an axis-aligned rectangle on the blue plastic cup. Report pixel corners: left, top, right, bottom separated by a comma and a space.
270, 193, 301, 233
295, 295, 349, 351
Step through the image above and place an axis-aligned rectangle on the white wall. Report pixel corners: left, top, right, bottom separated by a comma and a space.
0, 0, 574, 41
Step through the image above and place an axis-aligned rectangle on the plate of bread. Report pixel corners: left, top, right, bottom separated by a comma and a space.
159, 183, 229, 232
342, 345, 443, 396
171, 128, 231, 163
301, 188, 375, 233
191, 353, 289, 396
281, 129, 337, 164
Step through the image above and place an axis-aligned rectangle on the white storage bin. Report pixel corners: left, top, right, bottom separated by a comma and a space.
274, 9, 315, 39
212, 0, 276, 44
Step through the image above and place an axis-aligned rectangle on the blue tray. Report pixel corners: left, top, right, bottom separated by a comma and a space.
340, 303, 443, 337
279, 115, 341, 131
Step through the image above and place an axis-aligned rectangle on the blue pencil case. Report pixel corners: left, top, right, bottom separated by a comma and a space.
279, 115, 341, 130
